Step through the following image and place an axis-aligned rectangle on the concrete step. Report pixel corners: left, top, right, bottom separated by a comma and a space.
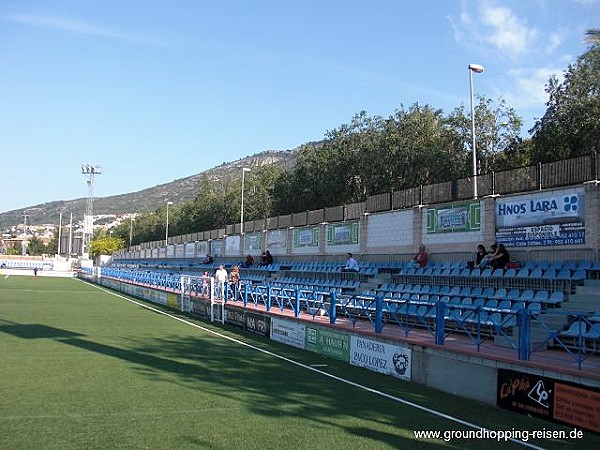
493, 333, 549, 350
494, 312, 567, 350
569, 293, 600, 302
534, 313, 568, 329
561, 298, 599, 312
574, 285, 600, 296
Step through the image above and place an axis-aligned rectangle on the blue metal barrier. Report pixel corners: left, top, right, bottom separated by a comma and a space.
95, 269, 598, 370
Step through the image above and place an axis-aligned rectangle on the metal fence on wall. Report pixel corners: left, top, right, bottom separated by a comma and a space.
129, 152, 598, 252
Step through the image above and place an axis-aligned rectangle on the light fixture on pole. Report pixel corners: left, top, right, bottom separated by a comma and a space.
165, 201, 173, 244
81, 164, 102, 258
240, 167, 251, 234
468, 63, 484, 199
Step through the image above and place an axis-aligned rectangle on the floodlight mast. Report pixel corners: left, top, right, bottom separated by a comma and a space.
81, 164, 102, 259
468, 63, 484, 199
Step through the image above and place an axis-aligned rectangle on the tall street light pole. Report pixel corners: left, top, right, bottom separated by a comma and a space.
240, 167, 251, 234
165, 201, 173, 244
129, 216, 135, 249
22, 211, 29, 256
469, 63, 484, 199
58, 210, 63, 257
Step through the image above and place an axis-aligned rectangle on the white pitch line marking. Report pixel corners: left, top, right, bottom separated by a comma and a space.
81, 279, 547, 450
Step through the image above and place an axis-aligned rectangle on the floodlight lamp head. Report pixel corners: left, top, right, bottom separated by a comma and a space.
81, 164, 102, 174
468, 63, 485, 73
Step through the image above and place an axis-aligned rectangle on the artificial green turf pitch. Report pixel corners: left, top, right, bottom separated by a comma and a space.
0, 277, 598, 450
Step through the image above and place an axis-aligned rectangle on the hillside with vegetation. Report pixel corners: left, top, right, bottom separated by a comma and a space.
0, 150, 298, 229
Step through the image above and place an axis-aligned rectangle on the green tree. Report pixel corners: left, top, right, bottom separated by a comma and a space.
45, 230, 59, 255
90, 236, 125, 258
447, 97, 525, 173
530, 38, 600, 162
26, 237, 48, 256
7, 245, 21, 256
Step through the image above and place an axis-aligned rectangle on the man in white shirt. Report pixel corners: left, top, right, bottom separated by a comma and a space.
215, 265, 228, 299
342, 253, 360, 273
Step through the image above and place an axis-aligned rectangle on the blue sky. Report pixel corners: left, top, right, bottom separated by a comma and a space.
0, 0, 597, 214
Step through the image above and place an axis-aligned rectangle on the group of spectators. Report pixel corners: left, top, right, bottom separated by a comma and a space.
242, 250, 273, 268
410, 242, 512, 270
207, 241, 513, 299
209, 251, 275, 299
472, 243, 511, 270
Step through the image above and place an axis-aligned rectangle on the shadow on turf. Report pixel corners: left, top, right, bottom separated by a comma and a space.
0, 319, 84, 340
2, 316, 588, 449
0, 318, 457, 449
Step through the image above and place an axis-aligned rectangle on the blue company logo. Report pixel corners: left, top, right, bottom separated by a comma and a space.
563, 195, 578, 212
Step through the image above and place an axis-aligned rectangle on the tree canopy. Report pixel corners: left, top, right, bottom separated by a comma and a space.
105, 33, 599, 247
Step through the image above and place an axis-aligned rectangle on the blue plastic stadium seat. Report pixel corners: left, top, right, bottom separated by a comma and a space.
560, 321, 587, 338
498, 300, 511, 310
485, 299, 498, 309
519, 290, 535, 303
493, 288, 508, 300
545, 291, 565, 306
532, 290, 549, 303
583, 324, 600, 340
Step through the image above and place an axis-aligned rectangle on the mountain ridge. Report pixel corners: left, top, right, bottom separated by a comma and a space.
0, 149, 298, 228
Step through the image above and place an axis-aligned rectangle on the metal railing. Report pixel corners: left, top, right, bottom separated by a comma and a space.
124, 152, 598, 253
87, 269, 599, 370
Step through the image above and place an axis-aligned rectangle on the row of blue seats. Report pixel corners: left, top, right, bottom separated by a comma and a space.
339, 297, 520, 328
419, 259, 600, 271
269, 284, 343, 296
400, 266, 586, 282
273, 277, 360, 290
283, 263, 378, 275
370, 284, 565, 305
378, 294, 549, 313
561, 322, 600, 341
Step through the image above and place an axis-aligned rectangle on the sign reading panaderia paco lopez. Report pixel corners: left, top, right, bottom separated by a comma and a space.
350, 336, 412, 381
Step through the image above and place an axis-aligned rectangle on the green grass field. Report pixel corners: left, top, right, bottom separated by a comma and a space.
1, 276, 598, 450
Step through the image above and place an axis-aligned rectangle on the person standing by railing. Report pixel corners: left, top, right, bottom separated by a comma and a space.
229, 266, 240, 301
215, 265, 228, 299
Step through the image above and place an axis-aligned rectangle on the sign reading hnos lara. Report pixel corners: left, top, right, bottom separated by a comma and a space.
495, 187, 585, 247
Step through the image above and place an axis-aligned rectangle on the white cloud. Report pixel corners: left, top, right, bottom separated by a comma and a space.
1, 13, 168, 47
546, 31, 566, 53
502, 66, 563, 110
478, 4, 539, 56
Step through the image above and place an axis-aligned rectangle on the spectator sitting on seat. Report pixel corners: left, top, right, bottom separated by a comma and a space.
489, 243, 510, 270
478, 244, 495, 269
411, 244, 428, 268
468, 244, 487, 269
258, 252, 267, 266
342, 253, 360, 273
265, 250, 273, 265
202, 254, 213, 264
243, 254, 254, 268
